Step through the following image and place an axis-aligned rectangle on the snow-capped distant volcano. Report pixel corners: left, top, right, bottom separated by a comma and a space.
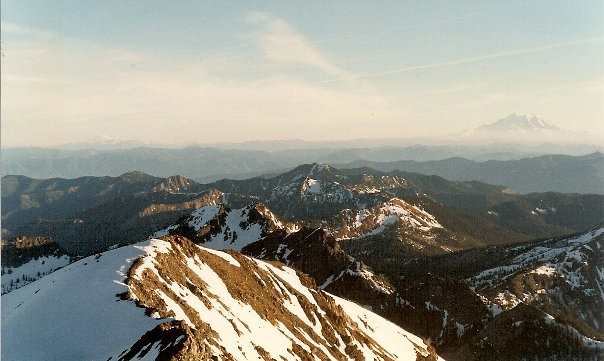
477, 113, 562, 132
460, 113, 589, 145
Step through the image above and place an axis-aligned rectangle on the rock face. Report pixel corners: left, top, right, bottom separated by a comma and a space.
157, 206, 400, 330
138, 188, 223, 217
151, 175, 196, 193
1, 235, 443, 361
127, 235, 443, 360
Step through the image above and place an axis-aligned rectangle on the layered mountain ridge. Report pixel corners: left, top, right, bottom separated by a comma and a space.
3, 144, 601, 189
2, 161, 603, 360
3, 162, 602, 256
336, 151, 603, 194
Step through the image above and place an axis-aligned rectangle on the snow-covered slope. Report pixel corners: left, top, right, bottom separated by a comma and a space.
151, 202, 298, 251
241, 227, 395, 297
1, 235, 72, 294
468, 226, 604, 338
332, 197, 442, 240
1, 254, 70, 294
152, 202, 397, 299
2, 235, 443, 360
1, 242, 164, 361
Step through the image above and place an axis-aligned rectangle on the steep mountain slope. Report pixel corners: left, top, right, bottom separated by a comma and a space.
394, 226, 604, 360
2, 235, 443, 361
1, 239, 165, 361
151, 202, 299, 250
154, 203, 495, 356
241, 227, 395, 297
157, 203, 604, 359
467, 226, 604, 340
154, 204, 397, 310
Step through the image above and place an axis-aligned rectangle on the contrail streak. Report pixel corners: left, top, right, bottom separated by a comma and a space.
319, 37, 604, 84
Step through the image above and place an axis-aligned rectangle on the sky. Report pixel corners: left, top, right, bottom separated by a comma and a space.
2, 1, 603, 147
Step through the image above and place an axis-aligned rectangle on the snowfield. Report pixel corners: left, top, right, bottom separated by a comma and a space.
1, 254, 70, 294
1, 242, 164, 361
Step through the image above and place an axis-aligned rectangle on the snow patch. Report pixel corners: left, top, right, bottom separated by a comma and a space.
456, 322, 466, 337
531, 265, 556, 276
302, 177, 323, 194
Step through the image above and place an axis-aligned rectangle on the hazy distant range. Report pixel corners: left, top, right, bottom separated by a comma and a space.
2, 143, 603, 195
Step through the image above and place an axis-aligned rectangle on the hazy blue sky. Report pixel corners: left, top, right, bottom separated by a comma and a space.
2, 1, 603, 147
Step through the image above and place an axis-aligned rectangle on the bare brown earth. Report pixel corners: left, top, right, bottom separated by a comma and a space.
121, 235, 439, 360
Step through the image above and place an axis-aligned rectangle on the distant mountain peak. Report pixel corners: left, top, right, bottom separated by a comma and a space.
457, 113, 594, 145
290, 163, 334, 176
477, 113, 562, 132
118, 170, 157, 183
309, 162, 332, 174
152, 175, 198, 193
